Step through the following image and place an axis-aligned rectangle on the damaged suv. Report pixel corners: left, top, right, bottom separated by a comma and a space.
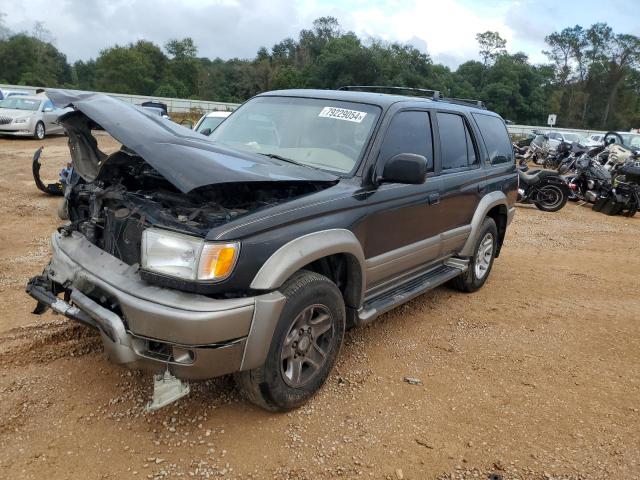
27, 88, 516, 411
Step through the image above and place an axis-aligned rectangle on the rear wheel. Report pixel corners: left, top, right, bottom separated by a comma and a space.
235, 270, 345, 411
622, 196, 638, 218
34, 121, 45, 140
534, 183, 568, 212
452, 217, 497, 293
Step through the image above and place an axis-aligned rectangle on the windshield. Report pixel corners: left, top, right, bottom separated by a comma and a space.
0, 98, 41, 111
197, 116, 226, 134
209, 96, 380, 174
619, 133, 640, 149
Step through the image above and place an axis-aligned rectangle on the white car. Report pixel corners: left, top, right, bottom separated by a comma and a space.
546, 131, 585, 150
194, 111, 231, 136
582, 133, 605, 147
0, 96, 69, 139
0, 89, 30, 100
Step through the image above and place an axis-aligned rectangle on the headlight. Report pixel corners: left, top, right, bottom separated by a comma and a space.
13, 116, 31, 124
141, 228, 239, 281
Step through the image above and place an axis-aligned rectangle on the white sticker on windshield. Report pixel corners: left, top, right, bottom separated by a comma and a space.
318, 106, 367, 123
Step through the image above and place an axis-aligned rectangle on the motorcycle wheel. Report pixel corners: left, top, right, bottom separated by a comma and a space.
622, 197, 638, 218
534, 184, 568, 212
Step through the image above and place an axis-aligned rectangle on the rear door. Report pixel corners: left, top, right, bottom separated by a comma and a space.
432, 111, 483, 254
472, 112, 517, 204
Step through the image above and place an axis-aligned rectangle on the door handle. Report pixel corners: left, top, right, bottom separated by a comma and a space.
427, 192, 441, 205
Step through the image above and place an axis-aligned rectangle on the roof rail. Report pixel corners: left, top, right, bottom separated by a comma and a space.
337, 85, 442, 99
440, 97, 486, 109
338, 85, 486, 109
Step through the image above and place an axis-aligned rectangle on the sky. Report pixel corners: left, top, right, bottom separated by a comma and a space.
1, 0, 638, 68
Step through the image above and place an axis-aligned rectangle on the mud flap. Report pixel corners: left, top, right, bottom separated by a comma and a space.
146, 370, 190, 412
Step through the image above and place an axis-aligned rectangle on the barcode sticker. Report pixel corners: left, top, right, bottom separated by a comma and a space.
318, 107, 367, 123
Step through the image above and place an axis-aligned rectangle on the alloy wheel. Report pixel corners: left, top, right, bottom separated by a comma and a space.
474, 233, 494, 280
280, 304, 334, 387
36, 123, 45, 140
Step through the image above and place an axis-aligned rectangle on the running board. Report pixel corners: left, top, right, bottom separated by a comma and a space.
357, 260, 468, 325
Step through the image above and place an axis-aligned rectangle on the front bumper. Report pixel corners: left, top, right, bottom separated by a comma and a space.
0, 124, 34, 136
26, 232, 285, 379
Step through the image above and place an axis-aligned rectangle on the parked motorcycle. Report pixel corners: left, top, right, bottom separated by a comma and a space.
566, 156, 612, 203
529, 133, 551, 165
542, 140, 573, 169
517, 169, 569, 212
557, 144, 606, 175
592, 162, 640, 217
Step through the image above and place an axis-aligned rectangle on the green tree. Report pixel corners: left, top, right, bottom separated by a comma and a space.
476, 31, 507, 67
0, 33, 71, 86
94, 41, 168, 95
164, 38, 201, 97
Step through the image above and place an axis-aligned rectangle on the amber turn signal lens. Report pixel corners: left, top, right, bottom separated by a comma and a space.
197, 243, 239, 281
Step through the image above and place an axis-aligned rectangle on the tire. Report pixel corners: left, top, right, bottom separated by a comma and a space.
452, 217, 498, 293
34, 121, 45, 140
235, 270, 345, 411
534, 182, 568, 212
622, 196, 638, 218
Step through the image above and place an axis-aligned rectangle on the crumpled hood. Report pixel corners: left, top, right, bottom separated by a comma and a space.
47, 89, 338, 193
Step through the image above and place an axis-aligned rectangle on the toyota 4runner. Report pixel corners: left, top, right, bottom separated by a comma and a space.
27, 87, 516, 411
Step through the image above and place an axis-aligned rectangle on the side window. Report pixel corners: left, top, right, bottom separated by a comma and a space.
436, 112, 477, 170
472, 113, 514, 165
379, 111, 434, 171
42, 100, 53, 111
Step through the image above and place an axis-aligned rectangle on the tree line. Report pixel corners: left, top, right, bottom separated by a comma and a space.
0, 15, 638, 130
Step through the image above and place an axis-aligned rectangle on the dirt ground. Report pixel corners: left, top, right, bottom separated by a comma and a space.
0, 135, 639, 480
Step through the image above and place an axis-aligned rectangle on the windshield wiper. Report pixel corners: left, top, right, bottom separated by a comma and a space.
258, 152, 315, 169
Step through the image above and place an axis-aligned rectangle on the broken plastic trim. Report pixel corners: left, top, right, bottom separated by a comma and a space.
146, 369, 190, 412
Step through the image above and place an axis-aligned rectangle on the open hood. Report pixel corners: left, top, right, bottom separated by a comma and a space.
47, 89, 338, 193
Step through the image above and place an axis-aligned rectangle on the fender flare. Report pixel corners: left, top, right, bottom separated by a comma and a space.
459, 191, 509, 257
250, 229, 366, 303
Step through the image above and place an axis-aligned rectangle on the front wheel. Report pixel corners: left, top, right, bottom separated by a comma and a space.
452, 217, 497, 293
34, 121, 45, 140
534, 183, 568, 212
235, 270, 345, 411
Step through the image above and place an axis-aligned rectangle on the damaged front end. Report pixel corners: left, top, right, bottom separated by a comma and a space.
26, 90, 332, 406
46, 90, 336, 290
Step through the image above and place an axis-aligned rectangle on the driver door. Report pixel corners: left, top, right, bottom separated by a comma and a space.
362, 109, 444, 288
41, 100, 62, 134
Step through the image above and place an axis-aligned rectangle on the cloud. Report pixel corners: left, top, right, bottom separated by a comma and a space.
1, 0, 637, 68
2, 0, 306, 61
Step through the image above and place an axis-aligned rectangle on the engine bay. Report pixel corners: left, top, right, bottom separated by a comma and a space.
64, 152, 328, 266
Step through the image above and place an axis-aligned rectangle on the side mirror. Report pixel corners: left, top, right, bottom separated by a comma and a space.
200, 128, 212, 136
43, 107, 53, 112
379, 153, 428, 185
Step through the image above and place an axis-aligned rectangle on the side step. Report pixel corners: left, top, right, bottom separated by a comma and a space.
357, 260, 467, 325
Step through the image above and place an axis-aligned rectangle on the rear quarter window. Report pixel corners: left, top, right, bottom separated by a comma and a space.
472, 113, 514, 165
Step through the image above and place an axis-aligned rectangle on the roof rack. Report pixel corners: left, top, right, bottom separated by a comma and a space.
337, 85, 486, 109
338, 85, 442, 99
442, 97, 486, 109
